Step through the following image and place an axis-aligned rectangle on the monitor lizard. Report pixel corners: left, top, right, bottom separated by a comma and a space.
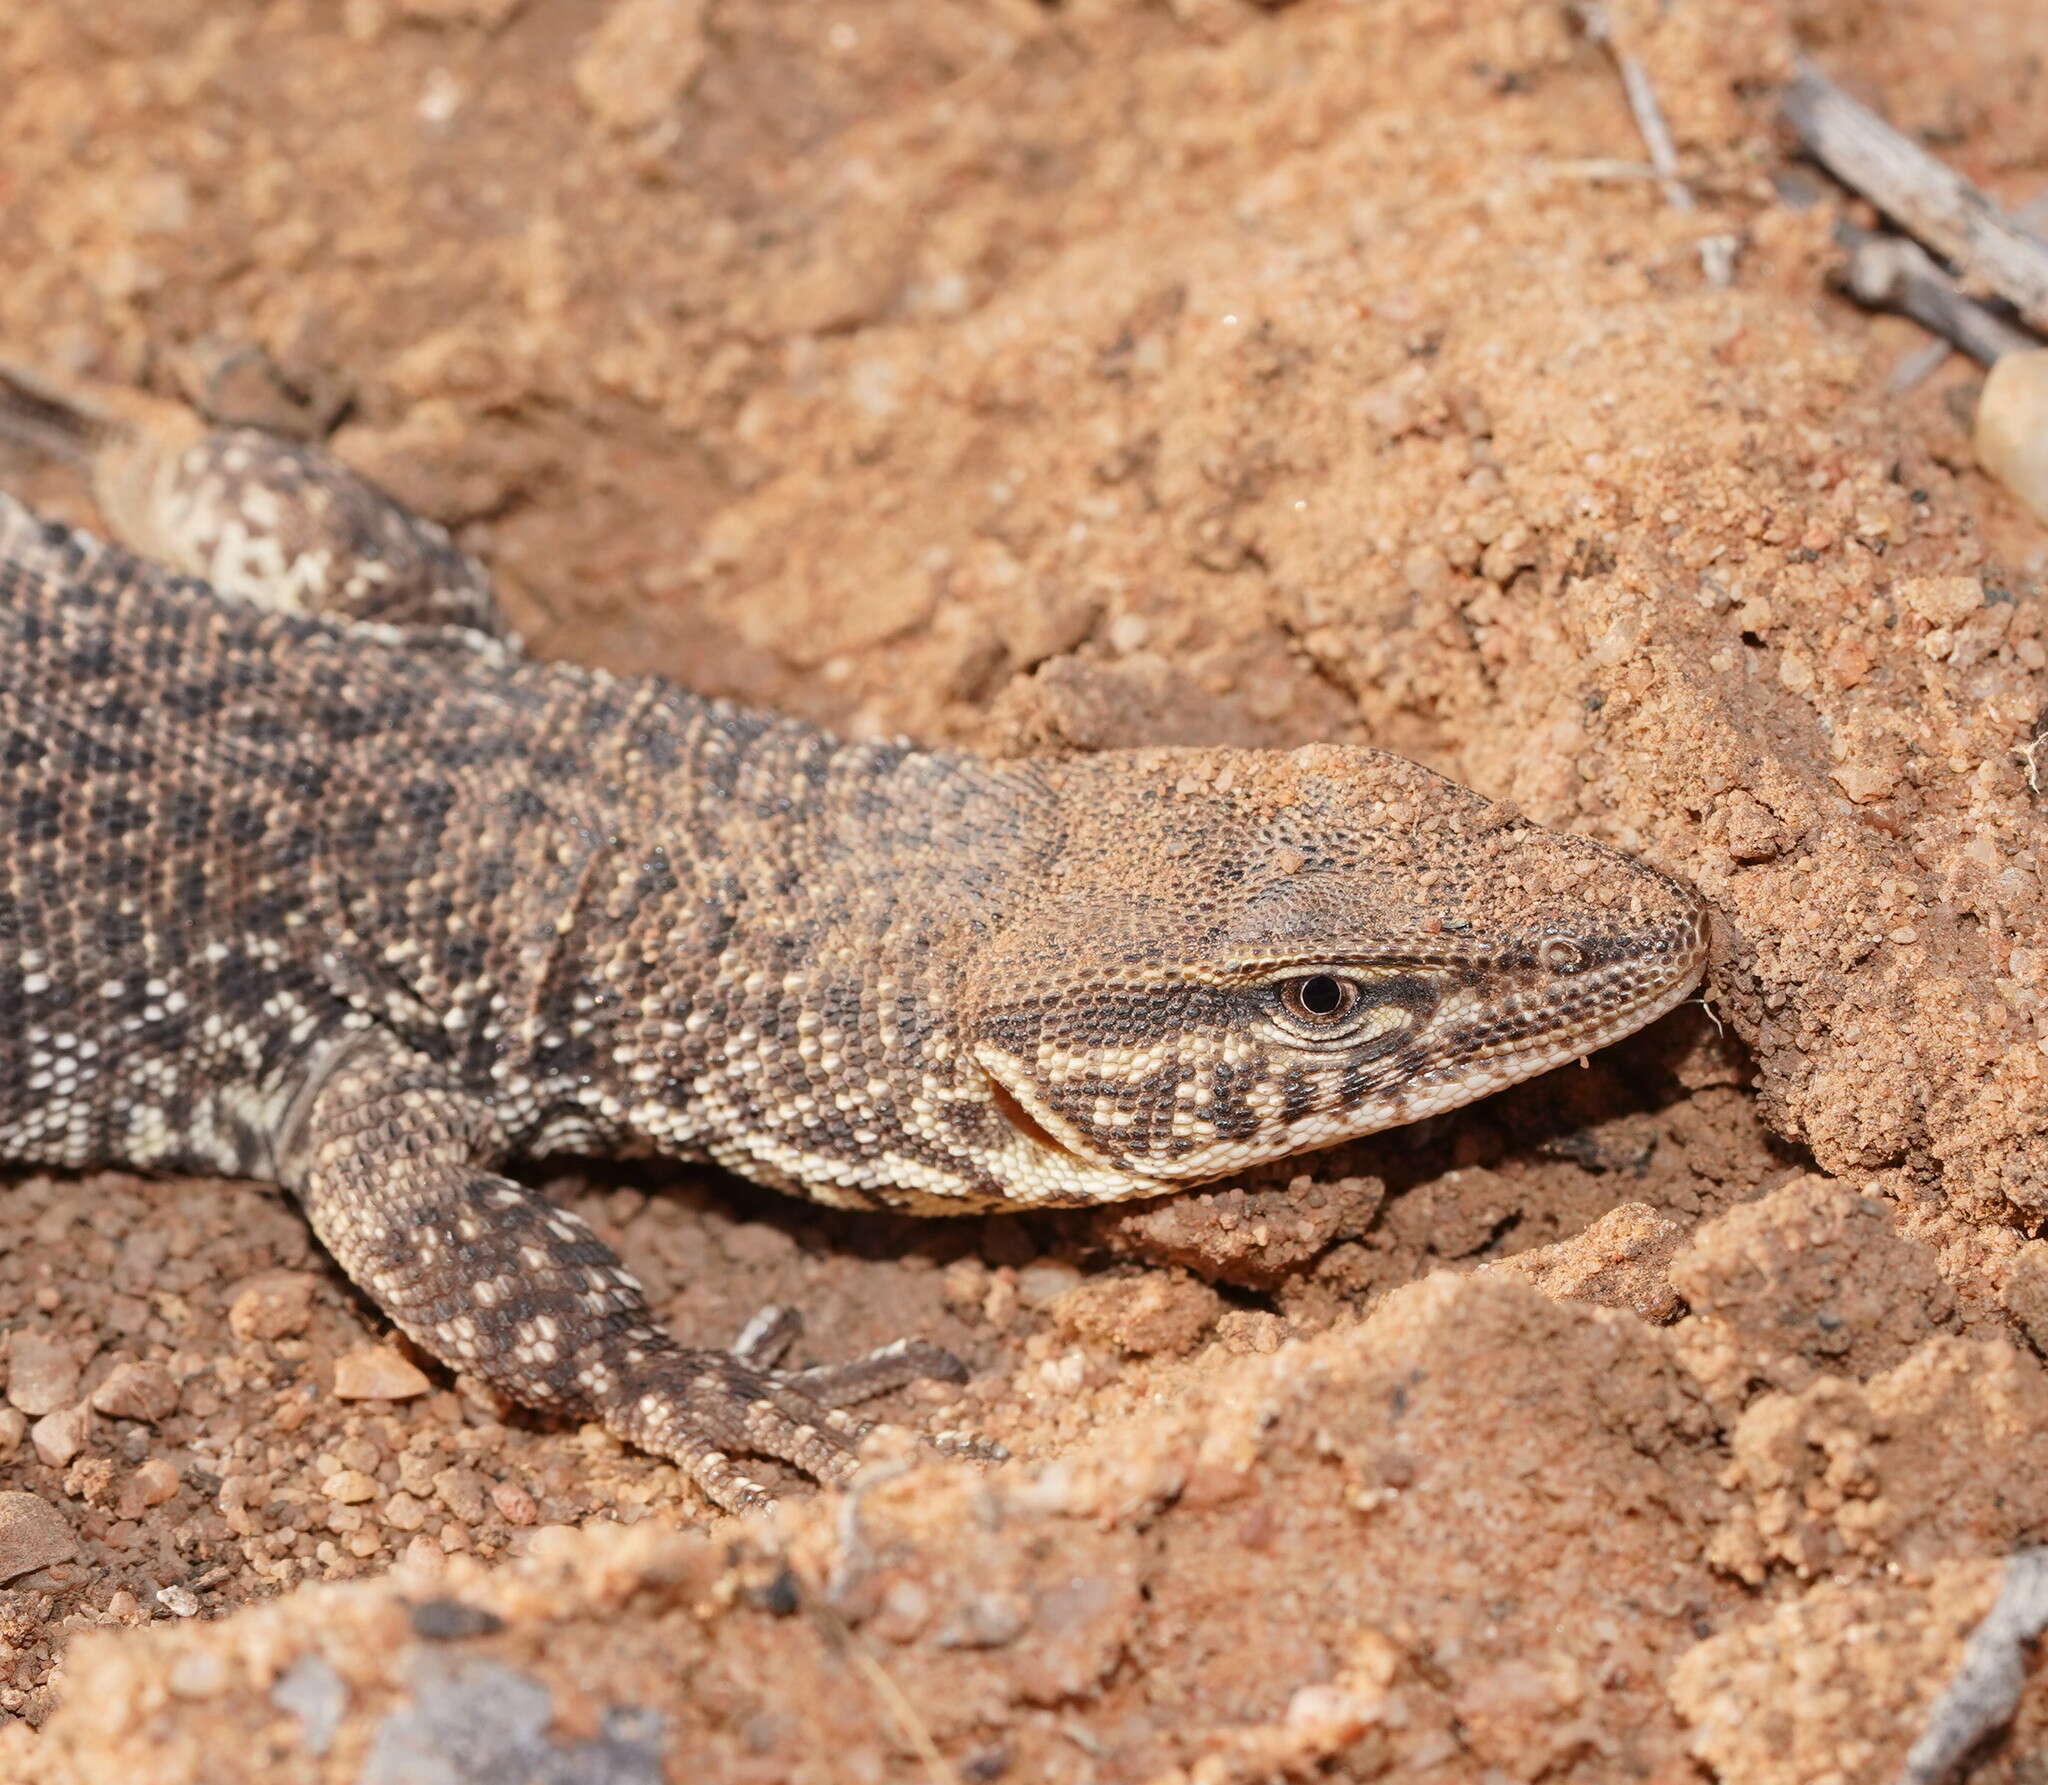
0, 363, 1710, 1511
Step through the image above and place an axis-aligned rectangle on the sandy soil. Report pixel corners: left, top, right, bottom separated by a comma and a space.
2, 0, 2047, 1779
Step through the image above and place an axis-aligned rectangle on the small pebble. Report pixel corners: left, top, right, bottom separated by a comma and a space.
1895, 574, 1983, 629
382, 1490, 428, 1532
400, 1534, 447, 1578
117, 1458, 181, 1520
30, 1402, 92, 1469
0, 1491, 78, 1584
408, 1596, 506, 1642
571, 0, 707, 133
168, 1649, 227, 1701
1214, 1310, 1287, 1355
1976, 347, 2048, 526
6, 1333, 82, 1417
1831, 762, 1898, 804
271, 1652, 349, 1756
333, 1345, 431, 1401
228, 1272, 316, 1343
90, 1359, 180, 1424
489, 1480, 536, 1526
432, 1466, 488, 1523
1015, 1262, 1083, 1309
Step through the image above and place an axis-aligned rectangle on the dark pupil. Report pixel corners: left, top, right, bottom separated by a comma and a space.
1297, 975, 1344, 1016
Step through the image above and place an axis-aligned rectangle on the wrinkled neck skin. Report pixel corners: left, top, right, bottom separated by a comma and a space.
525, 694, 1140, 1212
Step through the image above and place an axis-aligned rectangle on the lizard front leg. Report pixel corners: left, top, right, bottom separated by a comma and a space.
279, 1030, 968, 1512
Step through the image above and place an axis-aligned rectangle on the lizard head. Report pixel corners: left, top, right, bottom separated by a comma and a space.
961, 742, 1709, 1203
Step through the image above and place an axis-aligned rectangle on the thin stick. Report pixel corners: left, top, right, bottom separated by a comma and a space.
2017, 708, 2047, 800
1890, 336, 1958, 394
1898, 1549, 2048, 1785
1838, 228, 2037, 368
814, 1605, 961, 1785
1532, 157, 1664, 185
1783, 60, 2048, 334
1615, 47, 1693, 210
1581, 6, 1694, 210
1884, 192, 2048, 389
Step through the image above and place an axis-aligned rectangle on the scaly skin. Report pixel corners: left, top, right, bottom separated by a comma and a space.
0, 367, 1708, 1509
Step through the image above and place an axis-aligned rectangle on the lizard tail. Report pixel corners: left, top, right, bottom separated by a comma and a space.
0, 359, 124, 465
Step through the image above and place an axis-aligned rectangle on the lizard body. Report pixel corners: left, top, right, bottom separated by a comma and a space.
0, 369, 1708, 1508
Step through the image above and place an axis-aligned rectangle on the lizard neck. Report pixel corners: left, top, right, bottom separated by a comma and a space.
506, 685, 1075, 1209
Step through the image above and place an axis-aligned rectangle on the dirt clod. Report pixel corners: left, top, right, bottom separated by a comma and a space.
1671, 1174, 1959, 1416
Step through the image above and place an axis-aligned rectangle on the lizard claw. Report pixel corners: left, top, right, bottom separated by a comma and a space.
730, 1303, 970, 1406
921, 1426, 1010, 1464
730, 1302, 807, 1371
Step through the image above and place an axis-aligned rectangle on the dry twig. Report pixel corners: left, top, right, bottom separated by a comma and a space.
1783, 60, 2048, 333
1898, 1550, 2048, 1785
2017, 708, 2048, 800
1880, 194, 2048, 388
1580, 6, 1694, 211
1839, 227, 2037, 369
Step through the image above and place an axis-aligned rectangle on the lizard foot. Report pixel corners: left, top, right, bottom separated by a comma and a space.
607, 1311, 1003, 1515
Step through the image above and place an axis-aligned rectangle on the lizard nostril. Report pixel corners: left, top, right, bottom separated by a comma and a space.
1539, 936, 1586, 973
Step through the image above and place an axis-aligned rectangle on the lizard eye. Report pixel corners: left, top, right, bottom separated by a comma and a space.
1278, 973, 1361, 1025
1539, 936, 1586, 973
1265, 969, 1436, 1050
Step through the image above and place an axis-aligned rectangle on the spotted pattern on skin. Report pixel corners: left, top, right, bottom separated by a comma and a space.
0, 375, 1709, 1510
0, 359, 506, 638
140, 429, 508, 637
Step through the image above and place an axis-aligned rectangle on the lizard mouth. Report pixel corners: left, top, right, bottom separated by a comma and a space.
973, 1045, 1152, 1178
984, 1075, 1096, 1166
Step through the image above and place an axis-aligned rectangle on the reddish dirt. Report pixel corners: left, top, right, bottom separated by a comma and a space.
3, 1, 2048, 1780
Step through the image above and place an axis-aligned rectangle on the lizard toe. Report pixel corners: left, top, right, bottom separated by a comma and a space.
923, 1426, 1010, 1463
729, 1303, 805, 1372
785, 1335, 970, 1406
727, 1304, 970, 1406
684, 1448, 780, 1517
